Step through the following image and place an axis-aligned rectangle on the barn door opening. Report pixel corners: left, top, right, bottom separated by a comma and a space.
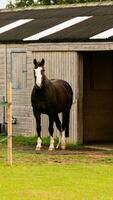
83, 51, 113, 143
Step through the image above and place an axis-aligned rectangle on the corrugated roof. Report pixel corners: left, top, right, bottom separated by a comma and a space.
0, 5, 113, 43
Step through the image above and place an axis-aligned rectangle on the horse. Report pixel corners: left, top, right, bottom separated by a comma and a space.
31, 58, 73, 151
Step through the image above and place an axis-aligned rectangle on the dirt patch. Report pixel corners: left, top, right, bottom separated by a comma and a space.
12, 143, 113, 164
15, 143, 113, 154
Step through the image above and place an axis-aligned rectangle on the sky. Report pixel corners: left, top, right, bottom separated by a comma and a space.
0, 0, 15, 9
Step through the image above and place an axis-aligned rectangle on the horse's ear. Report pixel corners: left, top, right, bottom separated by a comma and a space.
40, 58, 45, 66
33, 59, 37, 67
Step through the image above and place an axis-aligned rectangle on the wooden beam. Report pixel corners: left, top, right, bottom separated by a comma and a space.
7, 81, 12, 166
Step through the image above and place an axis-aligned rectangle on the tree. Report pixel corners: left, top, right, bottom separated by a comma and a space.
7, 0, 35, 8
15, 0, 34, 7
40, 0, 51, 5
6, 0, 109, 8
6, 1, 15, 9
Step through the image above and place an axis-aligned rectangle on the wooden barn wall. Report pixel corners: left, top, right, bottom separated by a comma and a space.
0, 43, 85, 143
0, 44, 79, 143
32, 51, 78, 143
1, 42, 113, 142
5, 44, 33, 135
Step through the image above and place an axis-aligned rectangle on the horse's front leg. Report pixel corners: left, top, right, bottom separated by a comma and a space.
48, 115, 54, 151
33, 108, 42, 151
36, 113, 42, 151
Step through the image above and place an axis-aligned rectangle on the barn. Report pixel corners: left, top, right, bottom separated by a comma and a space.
0, 3, 113, 143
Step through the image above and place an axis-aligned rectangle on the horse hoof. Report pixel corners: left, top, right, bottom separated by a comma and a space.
61, 145, 66, 150
56, 145, 59, 149
36, 146, 41, 151
48, 146, 55, 151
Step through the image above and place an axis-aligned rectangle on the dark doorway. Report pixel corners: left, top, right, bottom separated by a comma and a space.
83, 51, 113, 142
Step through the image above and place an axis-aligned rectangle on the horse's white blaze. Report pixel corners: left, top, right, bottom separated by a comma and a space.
36, 137, 42, 150
34, 67, 42, 87
49, 136, 55, 151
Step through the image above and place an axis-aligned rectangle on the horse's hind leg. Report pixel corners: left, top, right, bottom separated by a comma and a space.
61, 109, 70, 150
33, 108, 42, 151
48, 115, 55, 151
54, 114, 62, 149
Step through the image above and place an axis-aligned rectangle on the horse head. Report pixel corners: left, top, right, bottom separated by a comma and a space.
33, 58, 45, 88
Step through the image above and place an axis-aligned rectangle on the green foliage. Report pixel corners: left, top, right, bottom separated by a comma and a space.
6, 1, 15, 9
39, 0, 113, 4
39, 0, 51, 5
15, 0, 34, 7
6, 0, 113, 8
7, 0, 35, 8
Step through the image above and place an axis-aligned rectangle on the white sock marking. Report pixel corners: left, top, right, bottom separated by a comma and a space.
49, 136, 54, 151
56, 131, 61, 149
36, 137, 42, 150
61, 131, 66, 150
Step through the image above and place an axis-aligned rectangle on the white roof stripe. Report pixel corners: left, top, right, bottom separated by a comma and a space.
0, 19, 33, 34
90, 28, 113, 39
23, 16, 92, 41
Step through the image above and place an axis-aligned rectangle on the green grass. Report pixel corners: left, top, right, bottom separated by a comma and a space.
0, 164, 113, 200
1, 135, 113, 200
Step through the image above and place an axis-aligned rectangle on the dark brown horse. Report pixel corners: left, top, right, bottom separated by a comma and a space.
31, 58, 73, 150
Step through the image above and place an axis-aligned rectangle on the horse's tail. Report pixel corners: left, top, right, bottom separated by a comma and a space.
62, 109, 70, 137
61, 81, 73, 138
63, 81, 73, 108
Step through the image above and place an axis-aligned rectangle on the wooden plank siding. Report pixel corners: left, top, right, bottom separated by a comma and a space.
0, 44, 79, 143
11, 52, 27, 89
4, 45, 33, 135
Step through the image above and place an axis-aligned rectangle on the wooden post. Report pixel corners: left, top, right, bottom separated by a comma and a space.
7, 81, 12, 166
